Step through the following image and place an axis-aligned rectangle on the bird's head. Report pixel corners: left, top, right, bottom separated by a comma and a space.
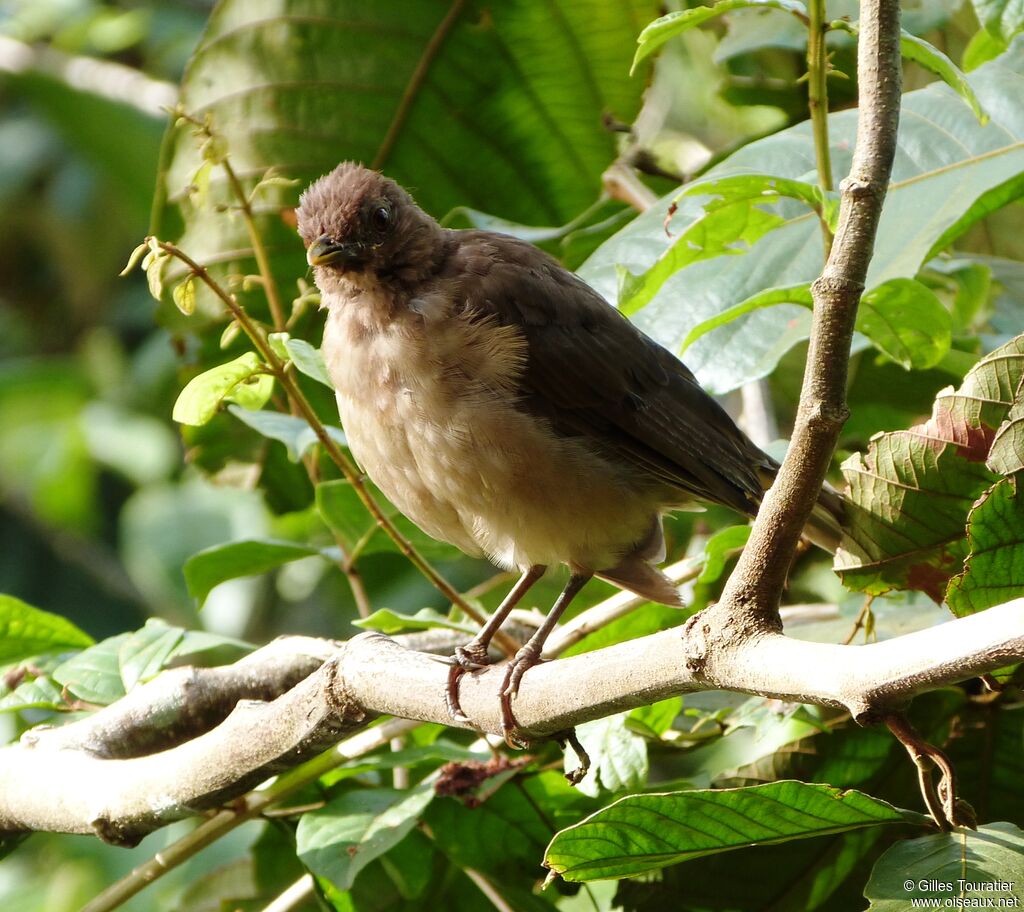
296, 163, 443, 291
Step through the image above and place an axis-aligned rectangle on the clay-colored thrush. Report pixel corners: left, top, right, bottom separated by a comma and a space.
297, 163, 842, 739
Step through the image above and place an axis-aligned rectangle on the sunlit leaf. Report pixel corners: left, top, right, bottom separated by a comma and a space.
582, 42, 1024, 392
945, 479, 1024, 616
856, 278, 952, 370
971, 0, 1024, 44
154, 0, 659, 304
284, 338, 333, 389
864, 822, 1024, 910
51, 633, 132, 705
632, 1, 808, 73
297, 785, 435, 891
352, 608, 474, 636
545, 781, 918, 882
173, 352, 271, 426
570, 712, 649, 798
836, 335, 1024, 598
184, 539, 321, 605
0, 595, 93, 664
227, 405, 346, 462
118, 619, 185, 690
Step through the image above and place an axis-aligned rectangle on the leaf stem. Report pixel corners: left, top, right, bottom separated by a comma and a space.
807, 0, 835, 255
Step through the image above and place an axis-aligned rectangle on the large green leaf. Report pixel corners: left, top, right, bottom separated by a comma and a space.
836, 334, 1024, 600
581, 39, 1024, 393
0, 595, 93, 664
864, 822, 1024, 910
153, 0, 658, 300
945, 479, 1024, 616
631, 0, 808, 73
296, 785, 435, 892
570, 712, 649, 798
183, 538, 321, 605
544, 781, 918, 882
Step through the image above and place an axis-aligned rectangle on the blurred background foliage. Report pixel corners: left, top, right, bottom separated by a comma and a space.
0, 0, 1022, 910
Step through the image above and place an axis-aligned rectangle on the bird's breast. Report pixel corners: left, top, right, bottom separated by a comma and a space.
321, 300, 660, 571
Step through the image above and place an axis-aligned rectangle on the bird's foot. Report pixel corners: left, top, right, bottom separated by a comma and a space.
555, 729, 592, 786
498, 644, 544, 749
444, 641, 491, 723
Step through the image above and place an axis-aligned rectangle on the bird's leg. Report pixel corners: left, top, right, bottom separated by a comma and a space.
445, 564, 546, 722
500, 571, 593, 748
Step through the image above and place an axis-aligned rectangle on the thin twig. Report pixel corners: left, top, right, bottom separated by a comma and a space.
154, 239, 492, 630
842, 595, 876, 645
79, 718, 420, 912
884, 712, 962, 831
259, 874, 314, 912
806, 0, 835, 256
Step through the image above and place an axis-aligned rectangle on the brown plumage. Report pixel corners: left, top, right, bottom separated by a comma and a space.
297, 162, 843, 741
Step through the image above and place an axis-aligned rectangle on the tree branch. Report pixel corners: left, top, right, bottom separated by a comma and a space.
2, 596, 1020, 842
712, 0, 901, 634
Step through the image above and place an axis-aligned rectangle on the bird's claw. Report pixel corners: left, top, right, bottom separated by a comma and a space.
556, 729, 591, 786
444, 641, 492, 723
498, 646, 543, 749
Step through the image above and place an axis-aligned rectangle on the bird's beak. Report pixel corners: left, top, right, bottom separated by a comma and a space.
307, 236, 361, 267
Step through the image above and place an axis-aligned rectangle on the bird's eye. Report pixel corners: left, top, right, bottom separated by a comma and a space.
372, 205, 392, 232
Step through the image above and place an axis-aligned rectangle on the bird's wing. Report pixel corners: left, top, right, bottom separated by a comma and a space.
450, 232, 774, 514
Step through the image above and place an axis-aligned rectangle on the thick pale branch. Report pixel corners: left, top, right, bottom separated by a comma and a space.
715, 0, 902, 630
2, 597, 1020, 841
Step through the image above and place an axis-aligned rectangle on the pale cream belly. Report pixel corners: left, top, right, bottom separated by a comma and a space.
337, 390, 660, 572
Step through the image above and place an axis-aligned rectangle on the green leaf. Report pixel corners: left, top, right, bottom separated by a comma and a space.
184, 539, 321, 605
619, 199, 784, 317
428, 770, 597, 873
971, 0, 1024, 44
154, 0, 658, 304
697, 524, 753, 585
0, 674, 65, 713
352, 608, 475, 636
545, 781, 917, 882
284, 338, 333, 389
582, 42, 1024, 393
172, 352, 272, 426
296, 785, 434, 892
227, 405, 346, 462
632, 1, 809, 73
0, 595, 93, 664
988, 396, 1024, 475
172, 275, 197, 315
837, 335, 1024, 598
628, 697, 683, 738
856, 278, 952, 369
831, 22, 987, 123
963, 26, 1008, 71
864, 822, 1024, 910
570, 713, 649, 798
680, 283, 813, 354
898, 31, 988, 123
945, 479, 1024, 615
51, 633, 132, 705
681, 173, 836, 223
118, 620, 185, 691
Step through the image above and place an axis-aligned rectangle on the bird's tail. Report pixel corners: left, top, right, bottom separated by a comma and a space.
757, 466, 845, 554
804, 484, 845, 554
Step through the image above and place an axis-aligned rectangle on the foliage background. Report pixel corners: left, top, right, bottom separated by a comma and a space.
0, 0, 1022, 910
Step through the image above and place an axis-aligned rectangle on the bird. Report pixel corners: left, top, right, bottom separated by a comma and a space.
296, 162, 843, 744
